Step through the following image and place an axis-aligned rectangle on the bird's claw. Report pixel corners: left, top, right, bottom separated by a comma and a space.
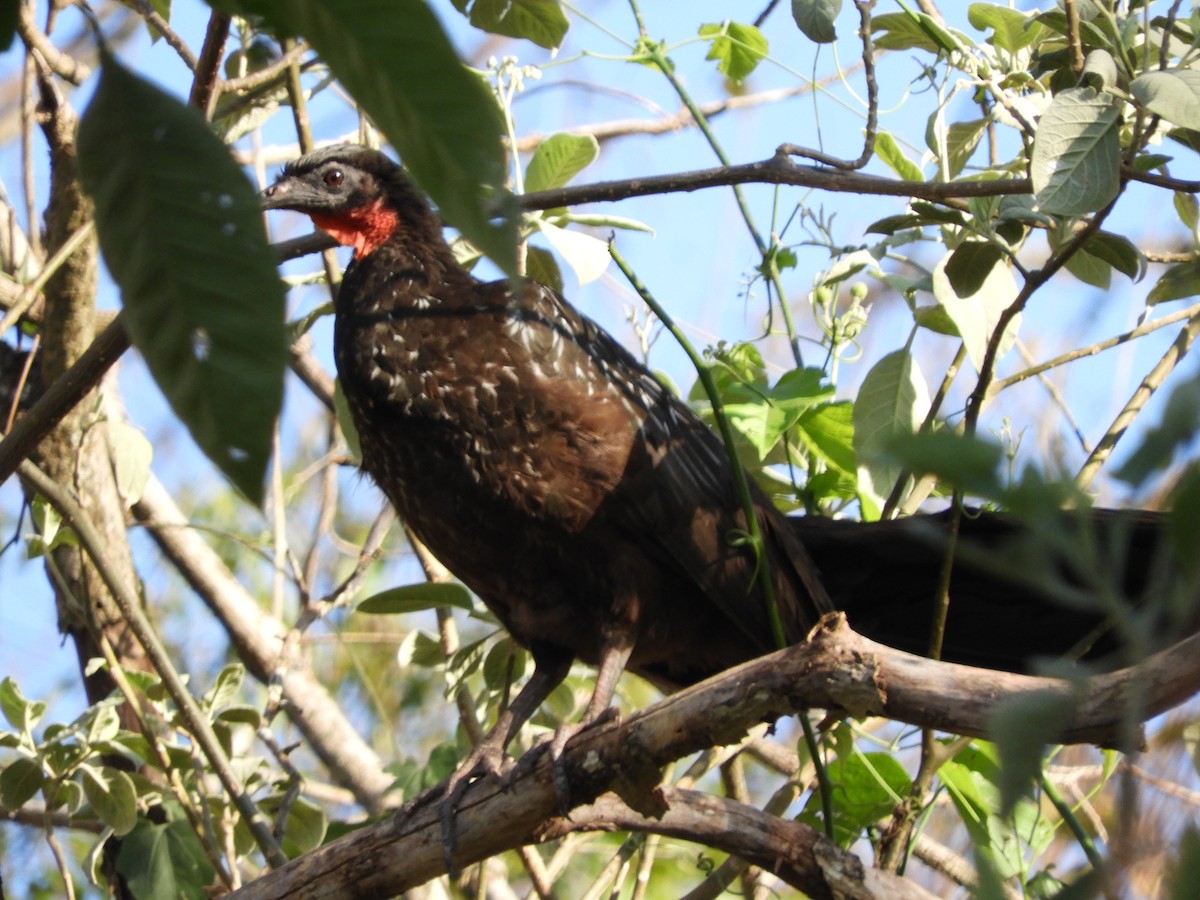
440, 739, 514, 876
520, 706, 620, 818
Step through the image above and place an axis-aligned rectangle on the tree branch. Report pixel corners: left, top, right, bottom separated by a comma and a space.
225, 615, 1200, 897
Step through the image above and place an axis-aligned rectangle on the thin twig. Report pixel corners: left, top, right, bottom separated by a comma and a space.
1076, 308, 1200, 490
18, 458, 288, 867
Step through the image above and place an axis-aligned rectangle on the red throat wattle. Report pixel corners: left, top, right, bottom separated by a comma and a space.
309, 197, 400, 258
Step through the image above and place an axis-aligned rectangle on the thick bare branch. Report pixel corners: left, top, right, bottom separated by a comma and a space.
225, 615, 1200, 897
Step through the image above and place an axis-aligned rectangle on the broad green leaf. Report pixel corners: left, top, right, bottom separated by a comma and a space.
872, 11, 964, 54
483, 638, 527, 690
875, 130, 923, 182
698, 21, 768, 82
85, 705, 121, 746
1132, 69, 1200, 132
357, 582, 474, 615
797, 402, 856, 477
967, 4, 1044, 52
0, 757, 43, 809
224, 0, 517, 274
81, 765, 138, 836
258, 794, 328, 856
931, 244, 1020, 372
452, 0, 568, 49
791, 0, 840, 44
1079, 231, 1145, 282
886, 431, 1005, 497
202, 663, 245, 716
536, 219, 610, 286
987, 689, 1075, 815
1168, 466, 1200, 580
1030, 87, 1120, 216
1080, 48, 1118, 91
0, 2, 16, 51
397, 629, 445, 668
117, 815, 216, 900
936, 118, 987, 179
77, 53, 287, 505
524, 245, 565, 295
1147, 259, 1200, 305
525, 133, 599, 194
852, 349, 930, 512
798, 750, 911, 846
0, 677, 45, 734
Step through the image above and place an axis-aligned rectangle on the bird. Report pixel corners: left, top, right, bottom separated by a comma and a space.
260, 144, 837, 826
260, 144, 1188, 832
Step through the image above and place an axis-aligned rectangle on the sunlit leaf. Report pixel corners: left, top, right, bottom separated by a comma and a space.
525, 133, 599, 194
358, 582, 474, 615
1030, 87, 1120, 216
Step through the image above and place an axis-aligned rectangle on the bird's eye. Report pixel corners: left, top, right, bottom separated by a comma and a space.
324, 168, 345, 187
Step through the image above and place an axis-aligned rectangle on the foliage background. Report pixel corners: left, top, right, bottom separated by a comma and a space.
2, 0, 1200, 897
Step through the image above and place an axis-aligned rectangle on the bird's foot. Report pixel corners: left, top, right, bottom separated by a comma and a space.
440, 737, 514, 876
518, 706, 620, 817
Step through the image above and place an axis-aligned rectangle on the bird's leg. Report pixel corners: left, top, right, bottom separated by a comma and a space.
546, 636, 634, 814
441, 651, 570, 873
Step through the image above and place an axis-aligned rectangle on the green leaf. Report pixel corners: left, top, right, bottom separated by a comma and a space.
81, 765, 139, 837
852, 349, 930, 511
536, 219, 610, 286
525, 133, 599, 193
397, 629, 446, 668
225, 0, 517, 273
452, 0, 568, 49
0, 1, 16, 52
875, 130, 923, 182
791, 0, 840, 44
1168, 825, 1200, 900
1147, 259, 1200, 305
987, 689, 1075, 816
524, 245, 565, 295
885, 431, 1005, 497
698, 21, 768, 83
938, 118, 988, 179
0, 677, 45, 734
357, 582, 474, 615
0, 757, 44, 809
77, 54, 287, 505
1030, 87, 1120, 216
1132, 68, 1200, 132
552, 212, 654, 234
483, 638, 527, 690
108, 422, 153, 507
931, 243, 1020, 372
259, 793, 328, 857
1078, 230, 1145, 282
967, 4, 1045, 52
798, 749, 910, 846
117, 814, 216, 900
201, 663, 245, 717
871, 11, 964, 54
796, 402, 856, 477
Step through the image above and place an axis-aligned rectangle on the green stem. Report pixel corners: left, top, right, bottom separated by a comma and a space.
1040, 770, 1105, 872
628, 0, 802, 366
608, 243, 785, 649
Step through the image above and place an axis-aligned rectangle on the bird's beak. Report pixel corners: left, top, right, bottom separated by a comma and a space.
259, 176, 318, 211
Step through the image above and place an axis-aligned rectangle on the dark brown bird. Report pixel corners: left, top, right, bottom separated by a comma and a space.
261, 145, 835, 805
261, 145, 1187, 815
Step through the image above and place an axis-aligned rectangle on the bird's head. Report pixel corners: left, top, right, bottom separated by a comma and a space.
261, 144, 434, 258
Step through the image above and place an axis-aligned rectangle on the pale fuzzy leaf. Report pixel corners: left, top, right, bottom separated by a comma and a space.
852, 349, 931, 513
536, 219, 610, 286
1132, 68, 1200, 132
1030, 87, 1120, 216
931, 246, 1021, 372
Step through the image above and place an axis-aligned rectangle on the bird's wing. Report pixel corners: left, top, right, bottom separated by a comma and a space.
503, 281, 831, 648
